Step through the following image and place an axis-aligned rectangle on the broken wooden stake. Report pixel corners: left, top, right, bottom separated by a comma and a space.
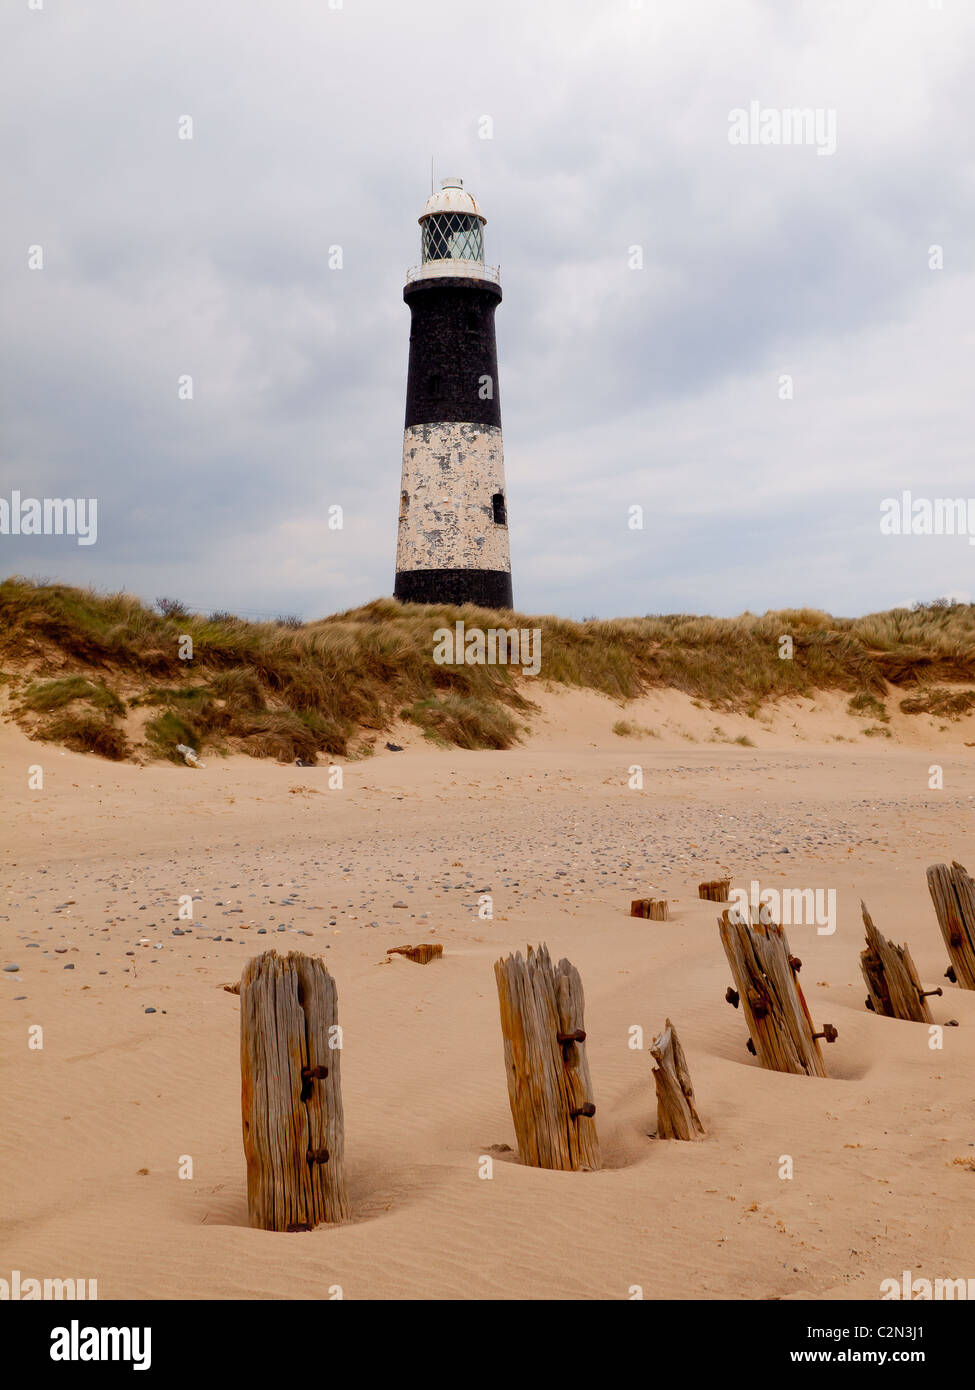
699, 878, 731, 902
387, 942, 443, 964
859, 901, 934, 1022
240, 950, 348, 1231
494, 943, 600, 1171
926, 862, 975, 990
630, 898, 669, 920
650, 1019, 705, 1140
718, 907, 835, 1077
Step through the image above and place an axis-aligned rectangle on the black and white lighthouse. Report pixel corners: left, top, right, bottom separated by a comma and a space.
394, 178, 512, 609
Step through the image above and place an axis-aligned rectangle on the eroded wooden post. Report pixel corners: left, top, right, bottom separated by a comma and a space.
927, 862, 975, 989
650, 1019, 705, 1140
699, 878, 730, 902
719, 907, 835, 1077
494, 944, 600, 1171
860, 901, 935, 1022
630, 898, 669, 920
240, 950, 349, 1231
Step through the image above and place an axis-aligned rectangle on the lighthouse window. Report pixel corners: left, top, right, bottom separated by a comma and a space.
422, 213, 484, 264
492, 492, 507, 526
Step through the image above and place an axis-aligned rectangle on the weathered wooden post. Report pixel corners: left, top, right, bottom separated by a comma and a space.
650, 1019, 705, 1140
240, 950, 348, 1231
494, 944, 600, 1171
860, 901, 937, 1022
699, 878, 731, 902
386, 942, 443, 964
630, 898, 669, 920
719, 907, 836, 1077
927, 862, 975, 989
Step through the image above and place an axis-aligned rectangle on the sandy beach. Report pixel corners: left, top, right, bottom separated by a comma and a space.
2, 685, 974, 1300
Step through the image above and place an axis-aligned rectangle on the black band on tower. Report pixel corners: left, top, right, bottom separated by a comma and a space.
403, 278, 502, 428
394, 568, 513, 609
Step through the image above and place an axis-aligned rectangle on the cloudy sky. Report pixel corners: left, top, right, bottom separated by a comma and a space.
2, 0, 973, 620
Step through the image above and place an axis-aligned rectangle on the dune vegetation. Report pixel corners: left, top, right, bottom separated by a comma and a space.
1, 576, 974, 761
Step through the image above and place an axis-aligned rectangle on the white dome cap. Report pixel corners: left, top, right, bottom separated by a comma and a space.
419, 177, 486, 225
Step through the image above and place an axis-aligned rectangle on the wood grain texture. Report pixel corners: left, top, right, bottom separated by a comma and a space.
718, 908, 831, 1077
494, 944, 600, 1171
240, 950, 349, 1232
860, 901, 933, 1022
630, 898, 669, 920
650, 1019, 705, 1140
387, 943, 443, 964
927, 862, 975, 989
699, 879, 731, 902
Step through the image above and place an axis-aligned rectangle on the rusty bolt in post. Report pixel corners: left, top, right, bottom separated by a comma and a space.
789, 955, 802, 974
300, 1063, 329, 1102
570, 1102, 596, 1119
725, 986, 740, 1009
305, 1147, 330, 1165
812, 1024, 838, 1044
748, 989, 769, 1020
301, 1064, 329, 1081
745, 1038, 757, 1056
556, 1029, 586, 1045
945, 965, 957, 983
918, 986, 943, 1000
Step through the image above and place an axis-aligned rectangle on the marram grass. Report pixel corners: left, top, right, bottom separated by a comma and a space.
2, 577, 974, 762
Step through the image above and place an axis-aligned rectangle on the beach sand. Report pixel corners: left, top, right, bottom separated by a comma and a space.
2, 685, 974, 1300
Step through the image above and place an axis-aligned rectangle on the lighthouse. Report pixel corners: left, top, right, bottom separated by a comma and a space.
394, 177, 513, 609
